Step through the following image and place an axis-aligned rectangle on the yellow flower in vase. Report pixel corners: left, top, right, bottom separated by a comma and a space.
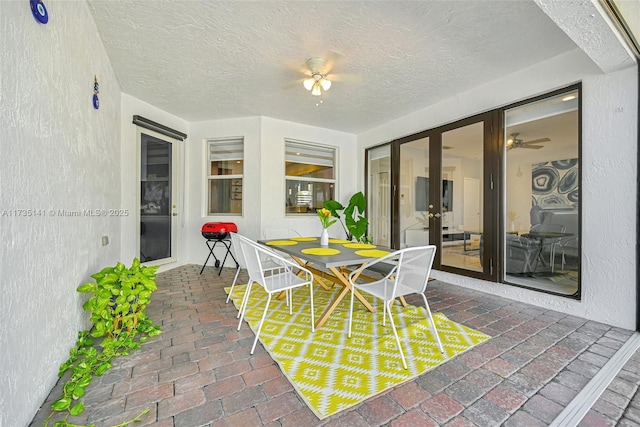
317, 208, 337, 229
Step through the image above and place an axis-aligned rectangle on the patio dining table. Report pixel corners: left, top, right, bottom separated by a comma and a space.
258, 237, 401, 329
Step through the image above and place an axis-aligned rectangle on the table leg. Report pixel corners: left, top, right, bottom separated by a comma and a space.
314, 266, 375, 329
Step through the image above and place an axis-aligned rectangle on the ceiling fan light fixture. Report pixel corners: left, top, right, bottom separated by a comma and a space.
303, 78, 315, 91
320, 78, 331, 91
311, 83, 322, 96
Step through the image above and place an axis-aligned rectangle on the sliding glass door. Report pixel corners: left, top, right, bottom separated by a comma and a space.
503, 86, 581, 297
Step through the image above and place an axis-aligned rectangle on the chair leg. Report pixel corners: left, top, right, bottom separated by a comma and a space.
348, 285, 355, 338
251, 293, 273, 354
309, 283, 315, 332
237, 282, 254, 330
382, 296, 387, 326
421, 294, 444, 354
386, 300, 407, 370
226, 266, 242, 304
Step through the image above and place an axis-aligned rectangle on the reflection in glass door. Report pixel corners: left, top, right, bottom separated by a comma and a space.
440, 123, 483, 272
140, 132, 176, 264
367, 145, 391, 247
399, 138, 431, 249
504, 87, 580, 297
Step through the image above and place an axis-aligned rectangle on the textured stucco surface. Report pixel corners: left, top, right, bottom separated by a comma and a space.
0, 1, 121, 425
85, 0, 580, 133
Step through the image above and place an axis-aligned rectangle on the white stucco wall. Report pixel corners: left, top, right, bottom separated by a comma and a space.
358, 49, 638, 330
184, 117, 357, 268
185, 117, 262, 266
1, 2, 122, 425
259, 117, 358, 239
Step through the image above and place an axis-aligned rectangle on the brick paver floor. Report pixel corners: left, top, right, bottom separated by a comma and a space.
30, 264, 640, 426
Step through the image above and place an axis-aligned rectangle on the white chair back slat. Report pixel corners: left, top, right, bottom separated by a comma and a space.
394, 246, 436, 295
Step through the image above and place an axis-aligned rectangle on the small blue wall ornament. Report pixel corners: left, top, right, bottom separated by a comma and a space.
93, 75, 100, 110
30, 0, 48, 24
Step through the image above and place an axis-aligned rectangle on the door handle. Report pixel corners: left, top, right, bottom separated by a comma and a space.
172, 213, 177, 216
428, 212, 442, 218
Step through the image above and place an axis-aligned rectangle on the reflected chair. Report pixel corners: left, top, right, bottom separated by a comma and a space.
505, 233, 539, 274
560, 236, 579, 270
529, 223, 566, 272
235, 234, 315, 354
347, 245, 443, 369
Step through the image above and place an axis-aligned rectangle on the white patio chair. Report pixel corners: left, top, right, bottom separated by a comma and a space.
347, 245, 443, 369
235, 233, 315, 354
226, 232, 281, 310
263, 227, 301, 240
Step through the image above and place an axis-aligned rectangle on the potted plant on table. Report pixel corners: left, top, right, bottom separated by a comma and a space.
323, 191, 371, 243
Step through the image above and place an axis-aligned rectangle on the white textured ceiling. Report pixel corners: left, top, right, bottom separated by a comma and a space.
87, 0, 583, 133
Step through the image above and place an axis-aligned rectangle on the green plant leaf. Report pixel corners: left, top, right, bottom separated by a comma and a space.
72, 385, 86, 400
95, 362, 111, 376
77, 283, 95, 293
51, 397, 71, 411
77, 375, 92, 388
323, 200, 344, 218
69, 401, 85, 416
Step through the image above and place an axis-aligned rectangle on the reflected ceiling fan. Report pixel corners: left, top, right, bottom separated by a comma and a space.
506, 132, 551, 150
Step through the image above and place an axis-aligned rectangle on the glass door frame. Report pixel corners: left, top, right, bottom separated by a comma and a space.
137, 127, 180, 266
382, 111, 500, 281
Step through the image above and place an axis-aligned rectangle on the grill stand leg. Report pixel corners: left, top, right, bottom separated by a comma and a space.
200, 238, 240, 275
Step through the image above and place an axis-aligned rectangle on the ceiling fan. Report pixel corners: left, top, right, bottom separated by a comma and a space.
303, 57, 333, 96
293, 53, 362, 98
506, 132, 551, 150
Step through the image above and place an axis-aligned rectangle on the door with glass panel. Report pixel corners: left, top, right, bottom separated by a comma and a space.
139, 129, 179, 264
394, 114, 494, 277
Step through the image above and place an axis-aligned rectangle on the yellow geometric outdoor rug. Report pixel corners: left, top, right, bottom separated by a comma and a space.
226, 283, 491, 420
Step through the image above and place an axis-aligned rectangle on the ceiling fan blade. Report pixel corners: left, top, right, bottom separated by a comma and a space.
522, 145, 543, 149
523, 137, 551, 145
330, 73, 363, 83
282, 58, 311, 76
283, 78, 305, 89
324, 51, 344, 74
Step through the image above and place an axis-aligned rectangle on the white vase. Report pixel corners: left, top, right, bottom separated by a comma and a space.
320, 228, 329, 247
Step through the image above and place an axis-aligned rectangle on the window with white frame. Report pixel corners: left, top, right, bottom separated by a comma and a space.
285, 140, 336, 214
206, 138, 243, 215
